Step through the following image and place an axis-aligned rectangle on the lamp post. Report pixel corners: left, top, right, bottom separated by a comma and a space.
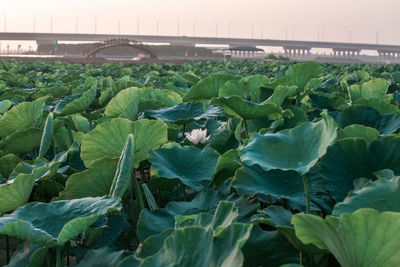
118, 17, 122, 35
33, 14, 37, 33
375, 29, 380, 45
49, 13, 53, 33
136, 16, 140, 35
214, 19, 218, 37
75, 16, 79, 34
251, 22, 254, 39
93, 15, 97, 34
3, 11, 6, 32
176, 17, 180, 36
261, 24, 265, 39
193, 20, 198, 37
228, 22, 232, 38
156, 18, 160, 35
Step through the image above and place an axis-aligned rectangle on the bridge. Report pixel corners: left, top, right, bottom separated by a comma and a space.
1, 32, 400, 59
83, 39, 157, 58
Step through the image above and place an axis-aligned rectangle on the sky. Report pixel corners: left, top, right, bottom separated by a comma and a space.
0, 0, 399, 50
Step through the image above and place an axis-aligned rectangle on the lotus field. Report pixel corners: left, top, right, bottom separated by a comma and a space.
1, 59, 400, 266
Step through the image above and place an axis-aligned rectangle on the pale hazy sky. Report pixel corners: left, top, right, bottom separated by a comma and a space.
1, 0, 399, 46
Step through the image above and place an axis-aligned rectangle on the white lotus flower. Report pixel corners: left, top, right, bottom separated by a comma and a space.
185, 128, 210, 145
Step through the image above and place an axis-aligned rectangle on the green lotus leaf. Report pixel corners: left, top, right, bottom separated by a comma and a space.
218, 80, 246, 98
139, 87, 181, 112
211, 96, 282, 121
239, 115, 337, 175
251, 206, 326, 254
58, 158, 118, 200
265, 85, 298, 107
232, 165, 307, 210
69, 114, 91, 133
133, 119, 168, 167
212, 149, 241, 186
81, 118, 167, 168
337, 105, 400, 134
283, 61, 323, 91
0, 127, 42, 155
81, 118, 133, 167
149, 145, 219, 191
0, 97, 46, 138
218, 75, 270, 102
333, 177, 400, 215
0, 154, 21, 179
141, 223, 252, 267
137, 229, 174, 259
5, 243, 47, 267
75, 246, 127, 267
337, 124, 380, 145
0, 196, 121, 247
105, 87, 141, 121
54, 86, 96, 116
309, 93, 346, 111
353, 97, 400, 116
242, 226, 299, 267
110, 134, 135, 199
0, 99, 12, 114
38, 112, 54, 158
10, 144, 77, 182
321, 135, 400, 201
183, 73, 236, 101
144, 102, 222, 124
349, 78, 390, 101
292, 208, 400, 267
137, 209, 175, 242
0, 174, 35, 215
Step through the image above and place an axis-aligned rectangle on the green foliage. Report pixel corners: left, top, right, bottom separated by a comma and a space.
2, 60, 400, 267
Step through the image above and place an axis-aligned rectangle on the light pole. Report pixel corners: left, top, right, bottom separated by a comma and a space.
136, 16, 140, 35
176, 17, 180, 36
75, 16, 79, 34
3, 11, 6, 32
316, 26, 320, 41
375, 29, 380, 45
261, 24, 265, 39
49, 13, 53, 33
214, 19, 218, 37
118, 17, 122, 35
193, 20, 198, 36
321, 27, 326, 41
33, 14, 37, 33
285, 24, 288, 40
93, 15, 97, 34
292, 25, 296, 40
156, 18, 160, 35
228, 22, 232, 38
251, 22, 254, 39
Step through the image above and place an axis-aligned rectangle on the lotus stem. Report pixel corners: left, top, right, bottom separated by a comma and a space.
302, 175, 310, 213
56, 246, 63, 267
243, 119, 249, 139
6, 236, 9, 263
133, 173, 145, 210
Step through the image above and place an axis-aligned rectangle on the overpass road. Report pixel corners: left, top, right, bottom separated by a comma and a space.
0, 32, 399, 59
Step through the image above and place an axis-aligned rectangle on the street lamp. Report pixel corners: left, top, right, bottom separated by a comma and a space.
228, 22, 232, 38
136, 16, 140, 35
49, 13, 53, 33
375, 29, 380, 45
75, 16, 79, 34
118, 17, 122, 35
251, 22, 254, 39
193, 20, 198, 37
93, 15, 97, 34
214, 19, 218, 37
156, 18, 160, 35
261, 24, 265, 39
176, 17, 180, 36
33, 14, 37, 33
292, 25, 296, 40
2, 11, 6, 32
